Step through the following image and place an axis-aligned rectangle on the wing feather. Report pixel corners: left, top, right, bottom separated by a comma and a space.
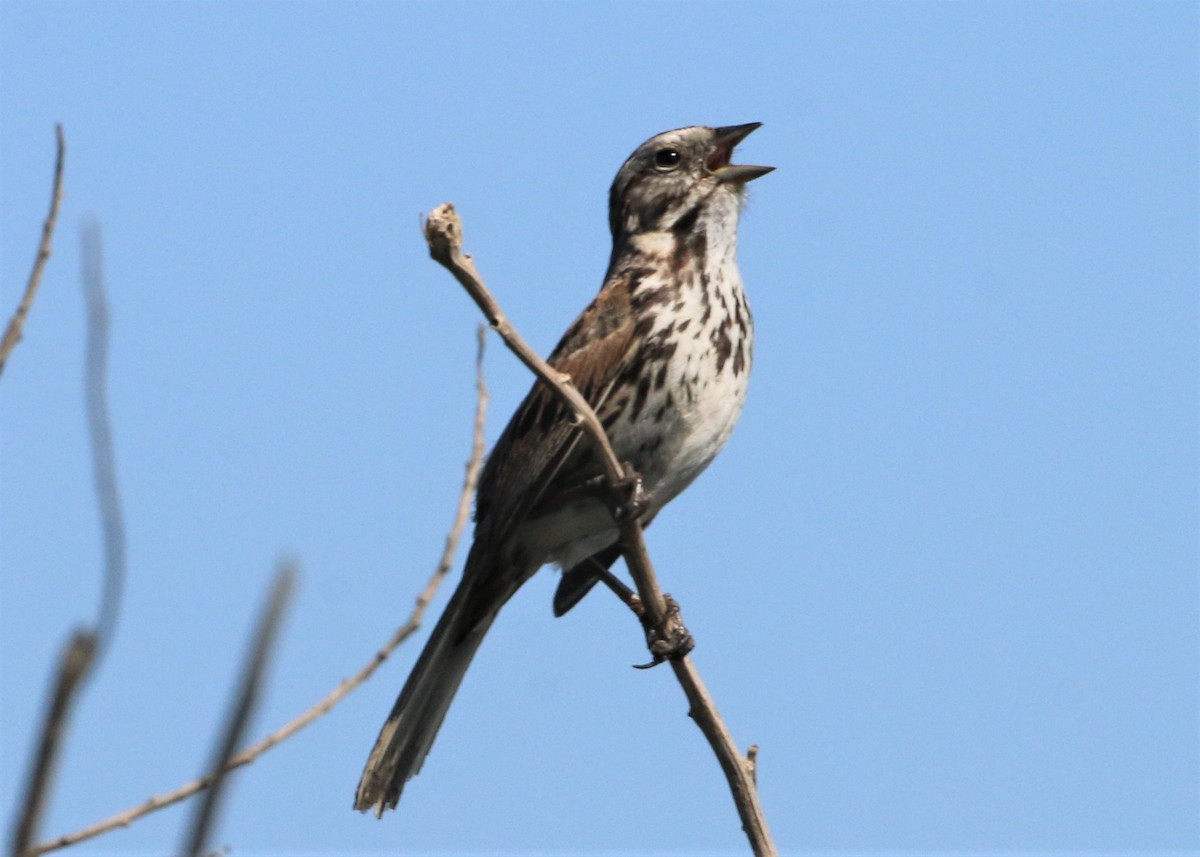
470, 266, 651, 568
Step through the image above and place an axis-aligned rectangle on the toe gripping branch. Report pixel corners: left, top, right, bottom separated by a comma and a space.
604, 461, 649, 525
586, 461, 694, 667
632, 592, 694, 669
592, 564, 694, 669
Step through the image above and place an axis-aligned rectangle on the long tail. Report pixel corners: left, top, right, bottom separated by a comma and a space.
354, 572, 499, 816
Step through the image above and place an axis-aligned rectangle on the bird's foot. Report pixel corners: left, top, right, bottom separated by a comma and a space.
632, 593, 694, 669
607, 462, 648, 524
577, 463, 647, 524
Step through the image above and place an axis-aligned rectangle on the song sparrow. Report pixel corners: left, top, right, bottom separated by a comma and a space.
356, 123, 772, 815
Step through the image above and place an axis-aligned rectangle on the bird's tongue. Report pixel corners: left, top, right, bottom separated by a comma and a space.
705, 146, 732, 172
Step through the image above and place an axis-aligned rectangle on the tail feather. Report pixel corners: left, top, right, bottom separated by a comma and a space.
354, 578, 498, 816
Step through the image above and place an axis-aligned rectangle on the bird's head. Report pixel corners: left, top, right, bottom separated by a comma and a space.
608, 123, 773, 240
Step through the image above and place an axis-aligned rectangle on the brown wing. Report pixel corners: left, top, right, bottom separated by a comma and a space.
470, 265, 654, 568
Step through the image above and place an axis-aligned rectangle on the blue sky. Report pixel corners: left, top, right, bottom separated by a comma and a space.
1, 2, 1196, 855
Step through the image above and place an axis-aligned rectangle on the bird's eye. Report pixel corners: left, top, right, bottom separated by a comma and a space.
654, 148, 682, 170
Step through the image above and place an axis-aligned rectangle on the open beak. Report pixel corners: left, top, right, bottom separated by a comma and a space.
706, 122, 774, 184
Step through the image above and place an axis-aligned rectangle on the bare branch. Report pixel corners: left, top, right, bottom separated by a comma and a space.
181, 563, 297, 857
30, 331, 489, 856
0, 125, 65, 377
672, 661, 773, 851
422, 207, 627, 489
421, 202, 777, 857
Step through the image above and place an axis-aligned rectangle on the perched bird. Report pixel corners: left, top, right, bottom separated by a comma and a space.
356, 123, 773, 816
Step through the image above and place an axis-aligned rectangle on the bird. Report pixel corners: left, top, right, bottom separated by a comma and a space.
355, 123, 773, 816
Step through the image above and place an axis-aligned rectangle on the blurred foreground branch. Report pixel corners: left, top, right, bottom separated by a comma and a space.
80, 221, 124, 660
181, 563, 297, 857
8, 633, 94, 857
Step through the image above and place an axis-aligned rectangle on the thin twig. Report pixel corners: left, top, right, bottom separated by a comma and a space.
0, 124, 65, 377
421, 203, 776, 857
29, 331, 489, 856
181, 562, 297, 857
423, 206, 622, 481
